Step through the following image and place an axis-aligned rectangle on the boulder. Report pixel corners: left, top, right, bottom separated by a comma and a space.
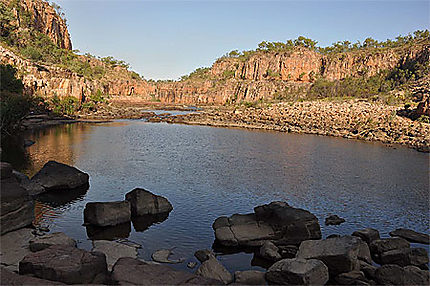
369, 237, 410, 263
380, 247, 429, 268
296, 236, 361, 276
19, 245, 108, 284
13, 170, 45, 196
1, 267, 63, 285
265, 258, 329, 285
92, 240, 139, 271
194, 249, 216, 262
196, 257, 233, 284
213, 201, 321, 247
357, 239, 372, 264
325, 214, 345, 226
84, 201, 131, 227
234, 270, 266, 285
375, 264, 430, 285
358, 261, 377, 280
389, 228, 430, 244
334, 270, 370, 285
29, 232, 77, 252
259, 241, 282, 261
30, 161, 89, 192
352, 228, 380, 244
1, 171, 34, 235
125, 188, 173, 216
112, 257, 221, 285
278, 245, 298, 259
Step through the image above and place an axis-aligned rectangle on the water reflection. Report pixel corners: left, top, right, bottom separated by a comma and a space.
132, 213, 170, 232
86, 222, 131, 240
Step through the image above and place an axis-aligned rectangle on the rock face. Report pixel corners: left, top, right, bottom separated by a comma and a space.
111, 257, 221, 285
234, 270, 266, 285
1, 162, 34, 235
19, 245, 108, 284
296, 236, 362, 276
389, 228, 430, 244
196, 257, 233, 285
265, 258, 329, 285
375, 264, 430, 285
213, 201, 321, 247
31, 161, 89, 192
125, 188, 173, 216
29, 232, 77, 252
84, 201, 131, 227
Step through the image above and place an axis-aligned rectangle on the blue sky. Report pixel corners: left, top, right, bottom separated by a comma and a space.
56, 0, 429, 80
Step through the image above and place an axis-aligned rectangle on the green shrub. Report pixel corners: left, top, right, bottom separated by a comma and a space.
0, 92, 32, 133
50, 95, 79, 116
417, 115, 430, 123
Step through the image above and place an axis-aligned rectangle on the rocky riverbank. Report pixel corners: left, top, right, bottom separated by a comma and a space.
154, 100, 430, 152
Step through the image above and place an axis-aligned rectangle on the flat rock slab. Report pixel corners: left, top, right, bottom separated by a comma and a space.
29, 232, 77, 252
266, 258, 329, 285
0, 228, 35, 272
92, 240, 139, 271
389, 228, 430, 245
125, 188, 173, 216
152, 249, 185, 264
84, 201, 131, 227
1, 267, 64, 285
297, 236, 361, 276
196, 257, 233, 284
112, 257, 222, 285
234, 270, 266, 285
31, 160, 89, 192
19, 245, 108, 284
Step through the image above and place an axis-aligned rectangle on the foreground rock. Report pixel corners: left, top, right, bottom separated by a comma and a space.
369, 237, 410, 263
213, 201, 321, 247
234, 270, 266, 285
259, 241, 282, 261
325, 215, 345, 226
29, 232, 77, 252
1, 267, 63, 285
0, 228, 35, 271
84, 201, 131, 226
334, 270, 370, 285
13, 170, 45, 196
92, 240, 139, 271
30, 161, 89, 192
266, 258, 329, 285
1, 162, 34, 235
125, 188, 173, 216
195, 249, 216, 262
380, 247, 429, 268
19, 245, 108, 284
297, 236, 361, 276
196, 257, 233, 284
389, 228, 430, 244
112, 257, 221, 285
152, 248, 185, 264
375, 264, 430, 285
352, 228, 380, 244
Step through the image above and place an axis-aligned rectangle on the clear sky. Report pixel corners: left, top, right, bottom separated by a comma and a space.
56, 0, 429, 80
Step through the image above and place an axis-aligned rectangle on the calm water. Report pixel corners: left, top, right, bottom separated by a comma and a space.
2, 121, 429, 272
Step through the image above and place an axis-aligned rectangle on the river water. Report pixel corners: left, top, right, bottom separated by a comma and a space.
2, 120, 429, 272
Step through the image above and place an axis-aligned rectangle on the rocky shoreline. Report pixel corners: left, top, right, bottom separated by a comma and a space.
151, 100, 430, 152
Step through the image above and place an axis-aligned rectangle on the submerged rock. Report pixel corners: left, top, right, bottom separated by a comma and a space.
389, 228, 430, 245
30, 161, 89, 192
111, 257, 221, 285
265, 258, 329, 285
296, 236, 361, 276
213, 201, 321, 247
151, 248, 185, 264
196, 257, 233, 284
325, 214, 345, 226
125, 188, 173, 217
29, 232, 77, 252
19, 245, 108, 284
84, 201, 131, 227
